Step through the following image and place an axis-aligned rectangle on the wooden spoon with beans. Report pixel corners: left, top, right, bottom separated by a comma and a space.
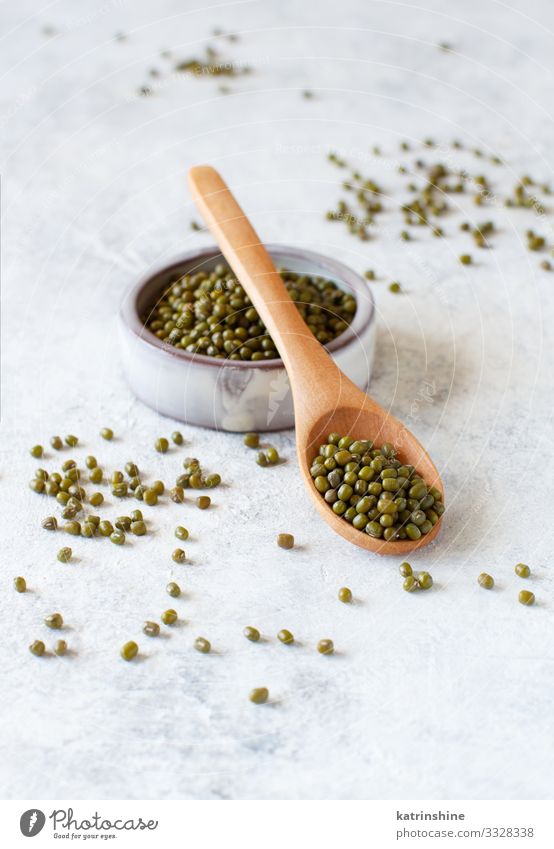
188, 166, 444, 554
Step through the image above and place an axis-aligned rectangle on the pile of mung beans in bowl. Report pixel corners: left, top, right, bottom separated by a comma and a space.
119, 245, 376, 432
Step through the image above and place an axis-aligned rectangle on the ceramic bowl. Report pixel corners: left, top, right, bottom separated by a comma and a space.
119, 244, 376, 432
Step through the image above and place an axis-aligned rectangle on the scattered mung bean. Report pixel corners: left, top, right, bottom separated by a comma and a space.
518, 590, 535, 606
45, 613, 63, 629
478, 572, 494, 589
29, 640, 46, 657
131, 520, 147, 536
194, 636, 211, 653
403, 575, 419, 592
249, 687, 269, 704
144, 265, 356, 359
162, 609, 178, 625
311, 434, 441, 542
42, 516, 58, 531
120, 641, 138, 661
417, 571, 433, 590
110, 530, 125, 545
54, 639, 67, 656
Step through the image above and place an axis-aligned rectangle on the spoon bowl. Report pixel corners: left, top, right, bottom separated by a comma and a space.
188, 165, 444, 555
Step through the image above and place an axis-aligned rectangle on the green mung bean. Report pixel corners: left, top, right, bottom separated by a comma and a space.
518, 590, 535, 606
100, 427, 114, 440
249, 687, 269, 704
120, 641, 138, 661
110, 530, 125, 545
162, 609, 178, 625
244, 626, 260, 642
277, 533, 294, 549
515, 563, 530, 578
170, 486, 185, 503
196, 495, 211, 509
338, 586, 352, 603
478, 572, 494, 589
266, 446, 279, 464
172, 548, 186, 563
143, 488, 158, 506
57, 547, 72, 563
310, 434, 440, 543
403, 575, 419, 592
50, 436, 63, 450
45, 612, 63, 629
244, 432, 259, 448
166, 581, 181, 598
14, 576, 27, 593
99, 520, 114, 536
143, 621, 160, 637
194, 636, 211, 652
417, 571, 433, 589
54, 640, 67, 656
317, 639, 334, 655
131, 520, 147, 536
30, 445, 43, 458
29, 640, 46, 657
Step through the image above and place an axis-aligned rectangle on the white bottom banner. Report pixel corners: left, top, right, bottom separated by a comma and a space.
0, 799, 552, 848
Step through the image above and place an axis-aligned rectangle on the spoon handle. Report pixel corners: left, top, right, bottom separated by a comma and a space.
188, 165, 338, 401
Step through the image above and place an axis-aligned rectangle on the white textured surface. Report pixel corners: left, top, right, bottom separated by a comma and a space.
1, 0, 553, 801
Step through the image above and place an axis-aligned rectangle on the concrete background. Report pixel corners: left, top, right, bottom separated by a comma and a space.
1, 0, 553, 800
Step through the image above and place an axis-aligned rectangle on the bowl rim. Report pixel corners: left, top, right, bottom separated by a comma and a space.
119, 243, 375, 371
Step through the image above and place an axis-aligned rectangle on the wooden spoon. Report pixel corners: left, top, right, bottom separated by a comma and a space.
188, 165, 444, 554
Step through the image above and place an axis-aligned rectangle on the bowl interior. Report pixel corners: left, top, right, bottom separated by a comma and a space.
123, 244, 375, 368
